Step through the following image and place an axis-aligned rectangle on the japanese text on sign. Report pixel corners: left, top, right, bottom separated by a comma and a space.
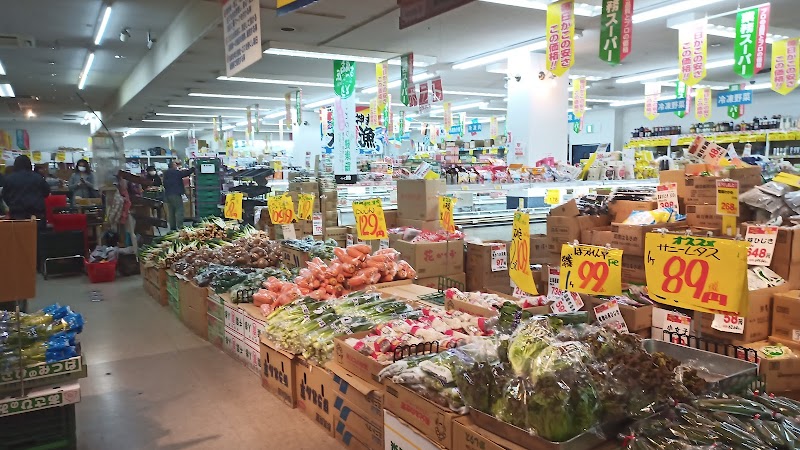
735, 5, 771, 78
678, 19, 707, 86
695, 87, 711, 122
224, 192, 244, 220
745, 225, 779, 266
352, 198, 388, 241
297, 193, 314, 221
644, 233, 749, 315
222, 0, 262, 77
438, 196, 457, 233
717, 89, 753, 107
716, 179, 740, 216
772, 38, 799, 95
644, 82, 660, 121
594, 300, 629, 333
572, 77, 587, 118
546, 0, 575, 77
599, 0, 633, 65
712, 313, 745, 334
544, 189, 562, 206
675, 81, 691, 118
268, 194, 295, 225
657, 183, 679, 211
509, 210, 539, 295
657, 98, 688, 114
491, 244, 507, 272
551, 291, 584, 314
559, 244, 623, 296
688, 136, 725, 165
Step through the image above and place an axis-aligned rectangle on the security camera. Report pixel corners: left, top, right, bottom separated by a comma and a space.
147, 31, 156, 50
538, 71, 546, 81
120, 28, 131, 42
749, 80, 756, 85
303, 120, 309, 126
514, 75, 522, 82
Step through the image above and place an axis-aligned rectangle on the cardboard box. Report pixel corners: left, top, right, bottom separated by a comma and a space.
334, 402, 383, 450
239, 303, 266, 345
384, 210, 398, 229
530, 234, 555, 257
415, 272, 466, 290
396, 218, 442, 231
329, 363, 384, 428
260, 337, 297, 408
281, 245, 312, 268
741, 340, 800, 393
725, 165, 762, 188
621, 255, 646, 285
686, 204, 727, 229
581, 295, 654, 331
393, 240, 464, 279
397, 179, 446, 221
288, 181, 319, 193
288, 191, 321, 213
178, 280, 209, 339
207, 313, 224, 349
609, 200, 658, 223
696, 284, 790, 344
384, 410, 444, 450
659, 170, 688, 198
580, 226, 613, 247
465, 241, 510, 294
453, 418, 527, 450
383, 381, 459, 450
772, 290, 800, 344
296, 358, 337, 437
377, 284, 439, 305
333, 331, 389, 386
548, 215, 611, 251
549, 199, 580, 217
325, 226, 348, 246
610, 221, 687, 256
685, 176, 721, 205
223, 327, 246, 361
738, 224, 800, 282
243, 339, 261, 375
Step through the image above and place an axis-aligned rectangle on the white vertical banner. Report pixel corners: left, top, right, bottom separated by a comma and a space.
333, 95, 357, 175
222, 0, 262, 77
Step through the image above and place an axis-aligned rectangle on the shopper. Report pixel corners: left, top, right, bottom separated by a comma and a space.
1, 155, 50, 223
69, 159, 97, 204
163, 161, 195, 230
145, 166, 162, 187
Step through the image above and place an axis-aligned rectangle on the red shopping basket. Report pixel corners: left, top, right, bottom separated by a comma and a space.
84, 259, 117, 283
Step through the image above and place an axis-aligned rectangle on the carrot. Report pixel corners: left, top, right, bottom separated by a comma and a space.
380, 274, 394, 282
346, 246, 365, 258
375, 248, 400, 259
299, 287, 311, 295
348, 274, 368, 287
341, 263, 357, 275
352, 244, 372, 255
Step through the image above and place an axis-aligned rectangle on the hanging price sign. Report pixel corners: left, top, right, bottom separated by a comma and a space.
224, 192, 244, 220
297, 193, 315, 220
656, 183, 679, 211
268, 194, 295, 225
559, 244, 623, 296
544, 189, 562, 205
716, 179, 740, 216
439, 196, 457, 233
352, 198, 388, 241
490, 244, 507, 272
744, 225, 779, 265
644, 233, 749, 315
509, 210, 539, 295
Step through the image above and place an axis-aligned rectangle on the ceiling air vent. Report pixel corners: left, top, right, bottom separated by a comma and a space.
0, 35, 35, 48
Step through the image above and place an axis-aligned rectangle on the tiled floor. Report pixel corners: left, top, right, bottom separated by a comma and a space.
29, 276, 340, 450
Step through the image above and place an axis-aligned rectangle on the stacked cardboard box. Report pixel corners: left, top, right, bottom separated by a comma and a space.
319, 177, 340, 231
396, 179, 445, 231
394, 239, 465, 285
546, 200, 610, 255
695, 284, 791, 345
465, 240, 511, 294
330, 364, 385, 450
772, 290, 800, 346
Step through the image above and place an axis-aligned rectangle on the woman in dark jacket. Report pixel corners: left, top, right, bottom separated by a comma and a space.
1, 155, 50, 221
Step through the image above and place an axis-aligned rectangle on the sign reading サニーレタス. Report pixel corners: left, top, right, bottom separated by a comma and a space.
546, 0, 575, 77
599, 0, 633, 65
678, 19, 707, 86
734, 4, 770, 78
222, 0, 262, 77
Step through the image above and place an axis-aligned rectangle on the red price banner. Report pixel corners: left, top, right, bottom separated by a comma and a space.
352, 198, 388, 241
559, 244, 622, 296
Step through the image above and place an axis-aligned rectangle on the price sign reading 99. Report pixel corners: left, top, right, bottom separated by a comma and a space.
297, 193, 315, 221
268, 195, 295, 225
559, 244, 623, 296
644, 233, 749, 315
352, 198, 388, 241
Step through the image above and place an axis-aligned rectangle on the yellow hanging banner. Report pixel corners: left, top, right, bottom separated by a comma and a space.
559, 244, 623, 296
644, 233, 749, 316
545, 0, 575, 77
297, 193, 315, 221
678, 19, 708, 86
572, 77, 587, 118
268, 194, 295, 225
353, 198, 388, 241
771, 38, 799, 95
439, 196, 457, 233
224, 192, 244, 221
55, 151, 66, 162
509, 211, 539, 295
31, 151, 42, 163
695, 87, 712, 122
644, 82, 660, 121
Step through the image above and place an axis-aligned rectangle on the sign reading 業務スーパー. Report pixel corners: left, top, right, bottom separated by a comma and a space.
678, 19, 707, 87
599, 0, 633, 65
675, 81, 691, 118
734, 4, 770, 79
400, 53, 414, 106
221, 0, 261, 77
546, 0, 575, 77
559, 244, 623, 296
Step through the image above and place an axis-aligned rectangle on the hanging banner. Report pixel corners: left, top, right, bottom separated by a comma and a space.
376, 61, 389, 126
678, 19, 707, 86
509, 210, 539, 295
644, 82, 660, 120
399, 111, 406, 136
546, 0, 575, 77
333, 60, 357, 99
276, 0, 319, 16
644, 233, 749, 316
212, 117, 219, 142
657, 98, 687, 114
572, 77, 587, 118
489, 116, 498, 139
573, 117, 583, 133
443, 102, 453, 131
254, 104, 260, 133
439, 196, 456, 233
246, 107, 252, 140
400, 53, 414, 106
430, 78, 444, 103
285, 93, 292, 124
418, 81, 430, 113
695, 87, 711, 122
295, 90, 302, 125
222, 0, 262, 77
15, 130, 29, 151
734, 5, 770, 78
718, 88, 753, 108
333, 96, 357, 176
675, 81, 690, 118
559, 244, 623, 296
599, 0, 633, 65
771, 38, 799, 96
726, 84, 747, 119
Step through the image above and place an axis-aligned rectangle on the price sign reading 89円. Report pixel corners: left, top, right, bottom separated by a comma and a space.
559, 244, 623, 296
644, 233, 749, 316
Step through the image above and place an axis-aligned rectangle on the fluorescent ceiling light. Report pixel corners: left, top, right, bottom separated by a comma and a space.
444, 90, 506, 98
0, 84, 14, 98
143, 119, 214, 124
0, 60, 5, 76
431, 102, 488, 114
305, 97, 337, 109
94, 6, 112, 45
610, 95, 678, 107
361, 72, 434, 94
156, 113, 242, 119
568, 85, 592, 92
160, 131, 180, 138
78, 52, 95, 90
570, 74, 606, 81
478, 0, 601, 17
750, 82, 772, 90
188, 93, 284, 101
568, 98, 618, 103
263, 41, 435, 67
453, 40, 546, 70
356, 102, 406, 107
633, 0, 726, 24
217, 76, 334, 88
479, 105, 507, 111
615, 59, 734, 84
168, 104, 248, 111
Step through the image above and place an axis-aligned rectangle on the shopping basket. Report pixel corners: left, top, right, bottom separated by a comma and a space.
84, 259, 117, 283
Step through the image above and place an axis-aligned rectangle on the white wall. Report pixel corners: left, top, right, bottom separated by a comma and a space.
124, 135, 188, 153
569, 108, 621, 151
0, 121, 90, 152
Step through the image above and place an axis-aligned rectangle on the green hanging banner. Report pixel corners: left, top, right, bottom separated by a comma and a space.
333, 60, 356, 99
728, 84, 745, 119
734, 5, 770, 79
400, 53, 414, 106
675, 81, 688, 118
599, 0, 634, 65
573, 117, 583, 134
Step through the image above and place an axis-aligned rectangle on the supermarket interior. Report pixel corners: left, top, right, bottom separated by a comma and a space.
3, 0, 800, 449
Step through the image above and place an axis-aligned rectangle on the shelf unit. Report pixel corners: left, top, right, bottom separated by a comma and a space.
625, 129, 800, 158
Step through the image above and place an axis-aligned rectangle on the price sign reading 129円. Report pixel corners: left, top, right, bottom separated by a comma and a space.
644, 233, 748, 316
352, 198, 388, 241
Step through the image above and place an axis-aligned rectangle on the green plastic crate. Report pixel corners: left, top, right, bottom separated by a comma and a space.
196, 191, 221, 202
0, 404, 76, 450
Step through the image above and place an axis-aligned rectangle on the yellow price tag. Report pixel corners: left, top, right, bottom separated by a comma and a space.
268, 194, 295, 225
224, 192, 244, 220
297, 193, 314, 221
544, 189, 561, 206
31, 151, 42, 163
439, 196, 457, 233
559, 244, 623, 296
352, 198, 388, 241
55, 151, 66, 162
716, 180, 739, 216
423, 171, 439, 180
644, 233, 749, 315
509, 211, 539, 295
225, 138, 234, 154
773, 172, 800, 189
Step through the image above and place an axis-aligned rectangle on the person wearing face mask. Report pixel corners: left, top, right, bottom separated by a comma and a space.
69, 159, 97, 204
145, 166, 162, 187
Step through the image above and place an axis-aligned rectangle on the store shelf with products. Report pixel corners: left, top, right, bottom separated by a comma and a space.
626, 127, 800, 158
